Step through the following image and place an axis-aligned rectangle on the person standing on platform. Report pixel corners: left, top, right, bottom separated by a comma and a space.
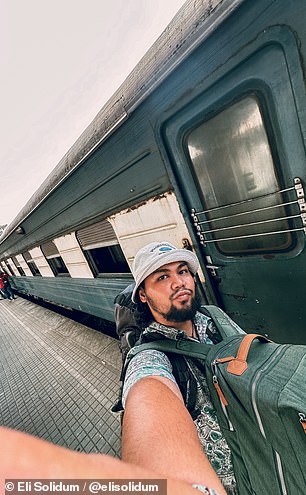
0, 272, 15, 300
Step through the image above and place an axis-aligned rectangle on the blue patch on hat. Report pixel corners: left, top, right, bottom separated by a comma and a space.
159, 247, 174, 252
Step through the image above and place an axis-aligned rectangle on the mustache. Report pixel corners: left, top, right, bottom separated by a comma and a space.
170, 288, 193, 301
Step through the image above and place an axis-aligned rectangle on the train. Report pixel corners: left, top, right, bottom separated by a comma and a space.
0, 0, 305, 344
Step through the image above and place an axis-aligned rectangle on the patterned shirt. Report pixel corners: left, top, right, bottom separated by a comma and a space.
122, 312, 237, 495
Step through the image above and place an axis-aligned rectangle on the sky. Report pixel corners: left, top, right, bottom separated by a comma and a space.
1, 0, 186, 227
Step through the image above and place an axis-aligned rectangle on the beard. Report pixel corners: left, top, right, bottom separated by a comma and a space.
146, 286, 202, 323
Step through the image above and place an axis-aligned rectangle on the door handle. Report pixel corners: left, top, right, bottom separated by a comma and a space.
206, 264, 219, 277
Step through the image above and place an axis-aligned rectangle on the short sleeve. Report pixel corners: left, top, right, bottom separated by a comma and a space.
122, 349, 178, 408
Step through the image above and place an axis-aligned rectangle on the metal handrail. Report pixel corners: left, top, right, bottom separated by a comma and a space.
191, 178, 305, 244
199, 227, 304, 244
191, 185, 294, 217
193, 200, 298, 225
199, 214, 300, 235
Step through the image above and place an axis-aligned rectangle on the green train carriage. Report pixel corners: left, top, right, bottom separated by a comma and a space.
1, 0, 305, 343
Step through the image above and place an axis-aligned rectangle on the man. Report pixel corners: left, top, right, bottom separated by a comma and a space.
120, 241, 237, 495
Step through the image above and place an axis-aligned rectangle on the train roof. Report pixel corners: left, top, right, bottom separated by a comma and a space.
1, 0, 243, 245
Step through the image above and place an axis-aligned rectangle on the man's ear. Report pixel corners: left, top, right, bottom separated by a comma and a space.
138, 286, 147, 303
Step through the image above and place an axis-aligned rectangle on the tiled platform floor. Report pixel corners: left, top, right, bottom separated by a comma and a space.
0, 296, 122, 456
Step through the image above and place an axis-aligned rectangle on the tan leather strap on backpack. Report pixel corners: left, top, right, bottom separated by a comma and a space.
217, 333, 271, 376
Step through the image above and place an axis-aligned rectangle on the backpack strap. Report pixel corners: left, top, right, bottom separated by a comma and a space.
119, 338, 213, 417
121, 338, 213, 381
168, 354, 198, 417
200, 305, 245, 340
219, 333, 271, 375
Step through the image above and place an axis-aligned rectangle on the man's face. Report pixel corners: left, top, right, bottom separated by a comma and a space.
138, 261, 199, 325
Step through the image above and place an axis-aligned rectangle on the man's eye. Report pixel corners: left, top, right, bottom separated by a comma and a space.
179, 269, 188, 275
157, 274, 168, 281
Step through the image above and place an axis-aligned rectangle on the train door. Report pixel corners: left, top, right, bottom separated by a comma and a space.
163, 29, 306, 344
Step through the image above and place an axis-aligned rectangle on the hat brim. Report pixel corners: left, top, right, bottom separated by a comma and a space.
131, 249, 199, 302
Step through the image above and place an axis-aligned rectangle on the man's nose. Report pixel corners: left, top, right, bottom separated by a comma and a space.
171, 273, 185, 289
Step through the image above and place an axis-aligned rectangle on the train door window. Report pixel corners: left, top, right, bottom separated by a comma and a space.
12, 256, 26, 276
22, 252, 41, 276
186, 96, 291, 255
41, 241, 70, 277
76, 220, 130, 276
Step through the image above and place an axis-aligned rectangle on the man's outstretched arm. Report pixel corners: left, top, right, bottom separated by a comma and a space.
0, 425, 224, 495
122, 376, 226, 494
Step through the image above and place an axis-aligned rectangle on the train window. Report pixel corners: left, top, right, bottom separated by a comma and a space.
187, 96, 291, 255
41, 241, 70, 277
76, 220, 130, 275
4, 260, 15, 276
22, 251, 41, 276
12, 256, 26, 276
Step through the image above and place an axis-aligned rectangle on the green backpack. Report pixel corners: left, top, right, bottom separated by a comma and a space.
124, 326, 306, 494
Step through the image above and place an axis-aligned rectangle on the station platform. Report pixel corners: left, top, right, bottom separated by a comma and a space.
0, 296, 122, 457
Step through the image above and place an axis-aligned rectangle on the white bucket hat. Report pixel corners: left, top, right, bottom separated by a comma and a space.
131, 241, 199, 302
